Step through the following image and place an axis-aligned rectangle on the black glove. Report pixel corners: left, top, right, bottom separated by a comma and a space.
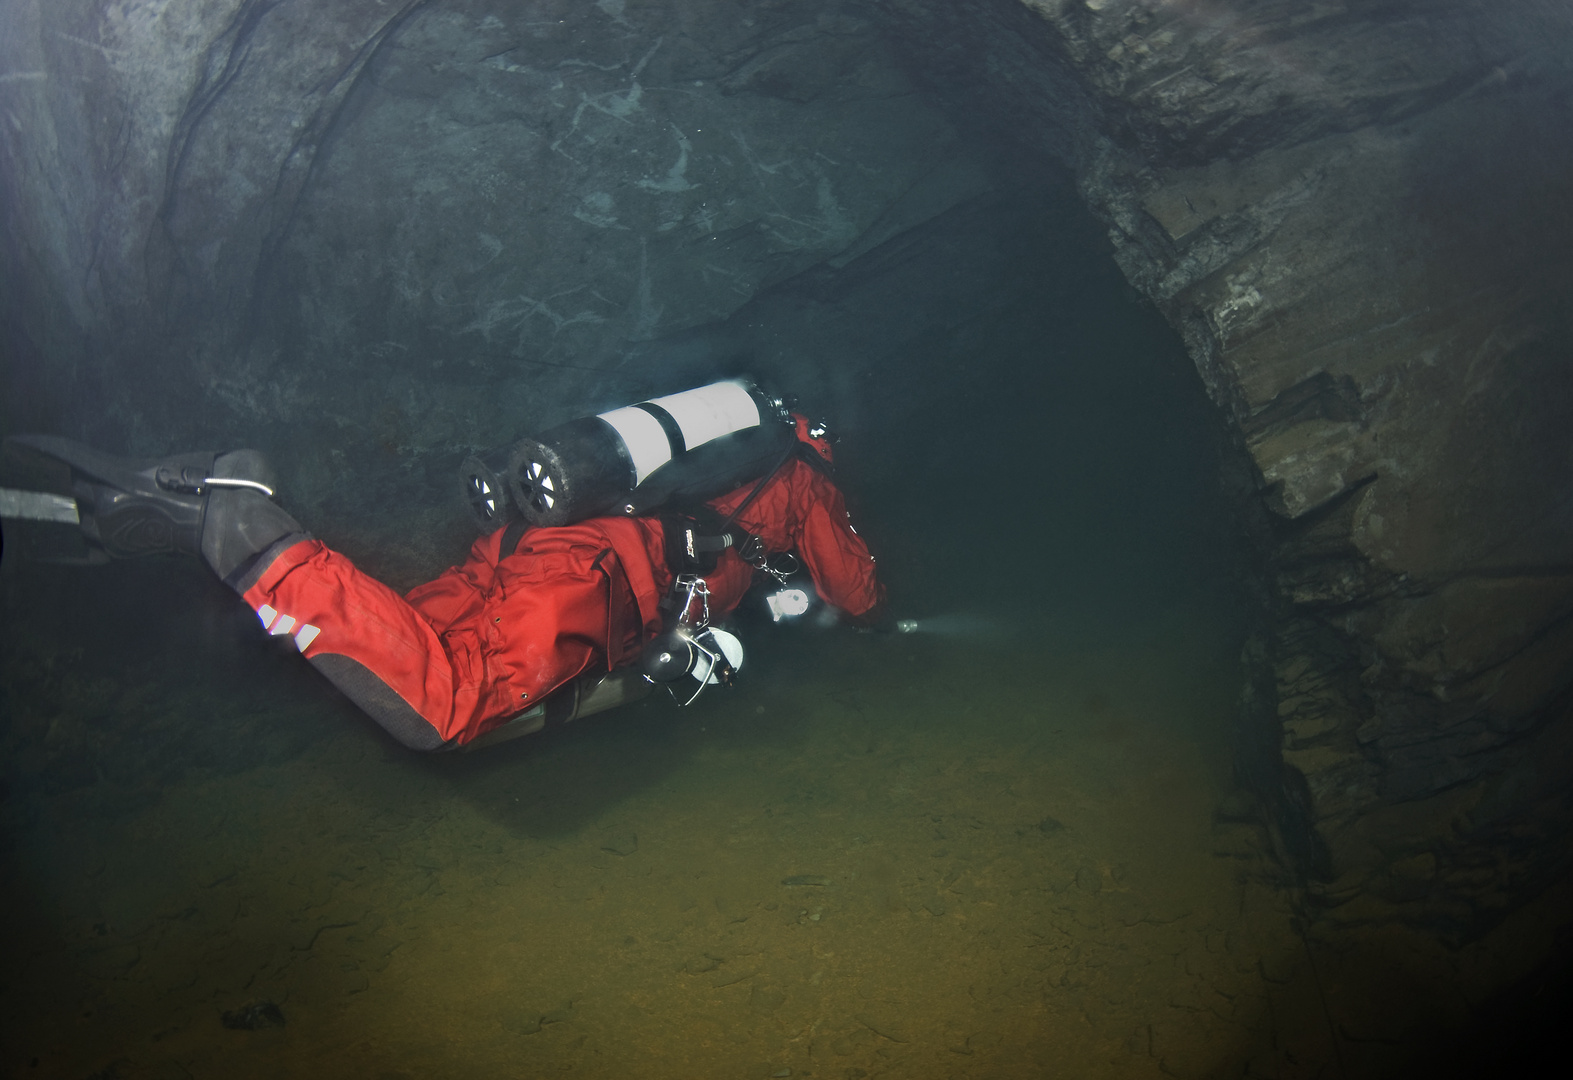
851, 602, 897, 634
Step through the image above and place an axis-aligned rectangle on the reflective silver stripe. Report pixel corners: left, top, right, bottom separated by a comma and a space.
597, 405, 672, 486
647, 380, 758, 451
203, 477, 275, 497
0, 487, 80, 524
257, 605, 318, 650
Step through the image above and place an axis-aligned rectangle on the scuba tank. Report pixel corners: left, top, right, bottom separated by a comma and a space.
461, 378, 795, 532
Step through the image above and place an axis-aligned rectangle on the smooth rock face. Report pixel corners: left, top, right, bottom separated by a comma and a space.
268, 0, 959, 427
874, 0, 1573, 938
4, 0, 1573, 943
0, 0, 970, 478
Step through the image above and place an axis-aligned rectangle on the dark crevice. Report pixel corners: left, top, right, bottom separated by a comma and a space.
1242, 371, 1368, 441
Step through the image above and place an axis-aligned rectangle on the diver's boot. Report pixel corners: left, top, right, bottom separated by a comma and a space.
5, 435, 308, 582
198, 450, 311, 585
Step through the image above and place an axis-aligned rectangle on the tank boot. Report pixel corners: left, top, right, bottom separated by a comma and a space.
4, 435, 308, 581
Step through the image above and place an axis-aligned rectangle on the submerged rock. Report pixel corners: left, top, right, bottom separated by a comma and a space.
220, 1001, 286, 1030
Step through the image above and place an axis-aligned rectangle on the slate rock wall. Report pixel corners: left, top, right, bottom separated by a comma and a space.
877, 0, 1573, 939
0, 0, 980, 546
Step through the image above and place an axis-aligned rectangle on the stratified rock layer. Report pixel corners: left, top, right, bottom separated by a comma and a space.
878, 0, 1573, 938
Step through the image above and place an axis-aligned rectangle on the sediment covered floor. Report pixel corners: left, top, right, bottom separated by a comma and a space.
3, 579, 1536, 1079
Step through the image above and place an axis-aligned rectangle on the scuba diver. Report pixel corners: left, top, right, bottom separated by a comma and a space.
1, 379, 888, 751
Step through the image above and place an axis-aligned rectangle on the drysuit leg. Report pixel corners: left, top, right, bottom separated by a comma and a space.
4, 434, 472, 749
234, 538, 485, 751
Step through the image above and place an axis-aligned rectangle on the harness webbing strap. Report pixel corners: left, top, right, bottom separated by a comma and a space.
499, 518, 530, 558
719, 438, 800, 532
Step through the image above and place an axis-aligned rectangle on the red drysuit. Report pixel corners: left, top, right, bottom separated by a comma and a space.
238, 443, 884, 749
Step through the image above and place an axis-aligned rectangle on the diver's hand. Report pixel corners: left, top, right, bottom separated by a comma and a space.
851, 603, 898, 634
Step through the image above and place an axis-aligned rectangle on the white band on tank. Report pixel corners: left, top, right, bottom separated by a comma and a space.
648, 380, 759, 452
597, 405, 672, 486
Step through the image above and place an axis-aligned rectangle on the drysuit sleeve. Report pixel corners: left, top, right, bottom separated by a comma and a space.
791, 464, 886, 623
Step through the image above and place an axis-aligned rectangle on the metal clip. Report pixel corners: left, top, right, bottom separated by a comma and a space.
758, 551, 799, 585
673, 573, 711, 629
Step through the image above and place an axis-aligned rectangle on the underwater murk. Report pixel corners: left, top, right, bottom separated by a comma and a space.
0, 158, 1538, 1080
2, 558, 1279, 1078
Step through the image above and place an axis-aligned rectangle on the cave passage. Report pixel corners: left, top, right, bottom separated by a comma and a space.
6, 0, 1542, 1074
0, 163, 1290, 1079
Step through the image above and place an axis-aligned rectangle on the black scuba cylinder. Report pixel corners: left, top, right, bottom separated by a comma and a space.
460, 443, 517, 532
460, 378, 794, 532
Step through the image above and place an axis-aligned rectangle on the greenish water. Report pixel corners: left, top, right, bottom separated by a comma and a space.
3, 581, 1286, 1078
0, 434, 1535, 1079
0, 180, 1525, 1080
